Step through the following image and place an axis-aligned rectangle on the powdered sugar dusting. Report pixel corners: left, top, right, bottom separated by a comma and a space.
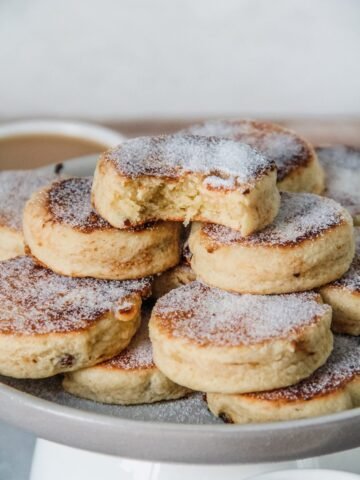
330, 227, 360, 293
103, 309, 153, 370
0, 372, 216, 424
0, 256, 152, 335
154, 282, 329, 347
203, 192, 346, 246
105, 135, 274, 190
48, 177, 111, 231
316, 145, 360, 218
183, 120, 310, 181
0, 169, 59, 230
48, 177, 159, 233
203, 175, 236, 189
249, 335, 360, 401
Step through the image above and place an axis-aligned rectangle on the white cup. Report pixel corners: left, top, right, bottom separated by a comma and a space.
0, 119, 125, 147
0, 119, 126, 172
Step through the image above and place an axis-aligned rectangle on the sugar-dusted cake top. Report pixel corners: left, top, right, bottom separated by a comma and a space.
202, 192, 348, 247
0, 256, 151, 334
103, 134, 275, 191
183, 120, 313, 182
154, 281, 330, 347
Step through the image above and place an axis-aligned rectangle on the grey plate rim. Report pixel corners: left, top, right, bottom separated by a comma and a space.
1, 377, 359, 464
1, 376, 360, 432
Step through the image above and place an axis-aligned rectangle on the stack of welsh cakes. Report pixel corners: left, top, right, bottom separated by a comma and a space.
0, 120, 359, 422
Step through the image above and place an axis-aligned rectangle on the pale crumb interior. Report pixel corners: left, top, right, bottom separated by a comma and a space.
111, 176, 252, 229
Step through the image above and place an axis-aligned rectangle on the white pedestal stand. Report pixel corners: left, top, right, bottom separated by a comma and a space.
30, 439, 360, 480
30, 439, 323, 480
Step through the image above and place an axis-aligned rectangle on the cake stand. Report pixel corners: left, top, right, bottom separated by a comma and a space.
0, 155, 359, 479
